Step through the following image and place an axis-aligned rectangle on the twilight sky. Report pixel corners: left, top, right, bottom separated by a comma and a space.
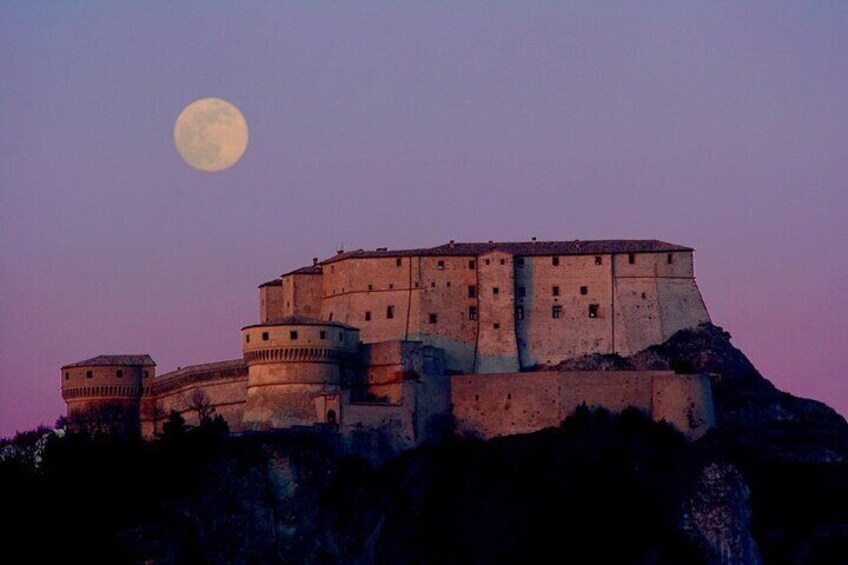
1, 2, 846, 437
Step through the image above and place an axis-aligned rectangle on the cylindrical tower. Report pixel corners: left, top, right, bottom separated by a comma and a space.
60, 355, 156, 437
241, 316, 359, 430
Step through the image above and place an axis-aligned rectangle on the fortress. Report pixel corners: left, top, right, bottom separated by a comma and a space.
61, 239, 716, 450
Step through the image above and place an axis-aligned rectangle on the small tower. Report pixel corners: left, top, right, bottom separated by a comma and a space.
60, 355, 156, 437
241, 316, 359, 429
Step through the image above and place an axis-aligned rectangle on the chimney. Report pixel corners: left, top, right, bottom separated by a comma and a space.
531, 236, 537, 243
312, 257, 318, 266
449, 240, 455, 248
336, 248, 344, 255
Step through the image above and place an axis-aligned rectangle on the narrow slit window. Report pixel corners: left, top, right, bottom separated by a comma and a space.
552, 305, 562, 319
64, 372, 70, 381
365, 311, 372, 321
628, 253, 635, 264
468, 285, 477, 298
468, 306, 478, 320
589, 304, 599, 318
396, 258, 402, 267
667, 253, 673, 264
386, 305, 395, 319
245, 334, 250, 343
552, 285, 560, 297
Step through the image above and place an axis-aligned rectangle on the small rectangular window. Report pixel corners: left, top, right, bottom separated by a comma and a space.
64, 372, 69, 381
396, 258, 402, 267
493, 322, 500, 329
485, 259, 491, 265
580, 286, 588, 295
552, 256, 560, 266
641, 292, 647, 299
262, 332, 269, 341
595, 256, 602, 265
365, 311, 372, 321
552, 305, 562, 319
389, 283, 394, 289
667, 253, 673, 264
86, 371, 93, 379
468, 306, 478, 320
116, 370, 123, 378
290, 330, 298, 340
552, 285, 560, 297
437, 260, 445, 270
468, 259, 476, 269
429, 313, 438, 324
516, 257, 525, 268
518, 286, 526, 298
468, 285, 477, 298
516, 306, 524, 320
628, 253, 635, 264
589, 304, 599, 318
245, 334, 250, 343
328, 312, 334, 321
320, 330, 327, 339
445, 282, 450, 288
493, 287, 500, 295
500, 259, 506, 265
368, 284, 373, 291
386, 305, 395, 319
431, 281, 436, 288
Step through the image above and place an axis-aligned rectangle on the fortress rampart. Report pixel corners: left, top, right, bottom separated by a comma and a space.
62, 239, 716, 448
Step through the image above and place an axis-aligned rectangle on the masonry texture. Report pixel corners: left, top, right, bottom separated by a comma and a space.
61, 239, 714, 450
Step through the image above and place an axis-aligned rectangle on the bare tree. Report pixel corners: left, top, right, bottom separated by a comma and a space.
185, 388, 214, 424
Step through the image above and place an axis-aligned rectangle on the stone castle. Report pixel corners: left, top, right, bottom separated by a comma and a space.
61, 239, 716, 450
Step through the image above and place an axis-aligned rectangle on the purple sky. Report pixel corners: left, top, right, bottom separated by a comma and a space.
2, 3, 846, 437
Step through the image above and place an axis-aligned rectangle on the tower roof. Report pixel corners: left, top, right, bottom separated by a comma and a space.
242, 315, 357, 331
61, 354, 156, 370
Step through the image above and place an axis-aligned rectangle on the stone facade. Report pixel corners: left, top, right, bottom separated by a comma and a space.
61, 239, 715, 448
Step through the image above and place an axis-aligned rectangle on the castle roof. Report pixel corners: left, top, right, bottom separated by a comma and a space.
282, 265, 322, 276
258, 279, 282, 288
320, 239, 692, 264
61, 354, 156, 369
242, 315, 357, 331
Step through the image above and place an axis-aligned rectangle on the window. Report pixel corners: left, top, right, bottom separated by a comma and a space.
493, 322, 500, 329
500, 259, 506, 265
414, 282, 419, 288
517, 286, 526, 298
468, 306, 478, 320
116, 370, 123, 378
143, 371, 149, 379
290, 330, 298, 340
516, 306, 524, 320
628, 253, 635, 264
667, 253, 673, 264
262, 332, 269, 341
368, 284, 373, 291
386, 305, 395, 319
641, 292, 647, 299
396, 258, 402, 267
552, 256, 560, 266
446, 282, 450, 288
86, 371, 93, 379
589, 304, 599, 318
64, 372, 69, 381
389, 283, 394, 289
552, 285, 560, 297
328, 312, 334, 321
595, 256, 602, 265
468, 259, 476, 269
245, 334, 250, 343
429, 313, 438, 324
516, 257, 525, 268
485, 259, 491, 265
580, 285, 588, 295
437, 260, 445, 270
468, 285, 477, 298
431, 281, 436, 288
552, 305, 562, 319
365, 311, 372, 321
320, 330, 327, 339
492, 287, 500, 295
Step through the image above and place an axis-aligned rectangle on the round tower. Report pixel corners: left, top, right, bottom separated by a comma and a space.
241, 316, 359, 430
60, 355, 156, 437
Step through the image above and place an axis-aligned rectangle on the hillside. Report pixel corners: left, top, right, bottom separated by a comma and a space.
2, 324, 846, 564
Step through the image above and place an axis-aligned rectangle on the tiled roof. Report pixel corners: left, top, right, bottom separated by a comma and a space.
258, 279, 282, 288
320, 239, 692, 264
242, 315, 357, 331
283, 265, 322, 276
62, 354, 156, 369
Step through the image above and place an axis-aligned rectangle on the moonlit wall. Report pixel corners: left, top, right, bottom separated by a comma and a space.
1, 2, 846, 436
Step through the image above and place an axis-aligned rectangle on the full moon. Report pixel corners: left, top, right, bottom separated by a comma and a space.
173, 98, 249, 172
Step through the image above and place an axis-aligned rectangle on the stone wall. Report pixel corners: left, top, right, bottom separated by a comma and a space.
451, 370, 714, 440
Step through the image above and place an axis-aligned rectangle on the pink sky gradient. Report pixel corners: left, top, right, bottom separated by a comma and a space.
1, 2, 846, 437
